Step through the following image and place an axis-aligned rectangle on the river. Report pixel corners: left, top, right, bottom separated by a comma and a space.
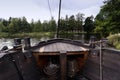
0, 37, 50, 50
0, 33, 86, 50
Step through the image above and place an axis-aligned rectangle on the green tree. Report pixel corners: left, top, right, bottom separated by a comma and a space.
68, 15, 76, 32
48, 17, 56, 32
59, 18, 66, 32
0, 22, 5, 32
21, 17, 31, 32
95, 0, 120, 37
76, 13, 84, 32
94, 11, 109, 37
8, 18, 19, 33
42, 20, 49, 32
2, 19, 9, 27
65, 15, 69, 32
30, 19, 35, 32
33, 20, 42, 32
83, 16, 94, 33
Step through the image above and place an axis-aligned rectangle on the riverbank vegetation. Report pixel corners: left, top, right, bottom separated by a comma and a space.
95, 0, 120, 37
0, 32, 55, 38
94, 0, 120, 49
0, 13, 95, 39
0, 0, 120, 49
107, 34, 120, 49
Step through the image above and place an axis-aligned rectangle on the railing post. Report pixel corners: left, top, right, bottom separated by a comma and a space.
89, 36, 96, 48
14, 38, 21, 45
60, 50, 67, 80
99, 40, 103, 80
24, 37, 31, 50
13, 38, 22, 51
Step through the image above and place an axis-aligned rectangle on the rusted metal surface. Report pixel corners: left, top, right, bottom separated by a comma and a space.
83, 48, 120, 80
43, 61, 59, 80
0, 50, 41, 80
0, 54, 22, 80
0, 38, 90, 80
67, 59, 79, 78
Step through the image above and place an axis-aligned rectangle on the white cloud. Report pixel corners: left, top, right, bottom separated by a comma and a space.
33, 0, 104, 21
81, 5, 101, 18
0, 0, 104, 22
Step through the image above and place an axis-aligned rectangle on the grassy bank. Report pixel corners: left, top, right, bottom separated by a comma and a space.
107, 34, 120, 50
0, 32, 55, 39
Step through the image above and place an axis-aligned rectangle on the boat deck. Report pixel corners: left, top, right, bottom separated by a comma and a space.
31, 39, 90, 80
33, 42, 89, 55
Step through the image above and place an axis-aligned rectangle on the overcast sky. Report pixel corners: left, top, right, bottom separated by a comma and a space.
0, 0, 104, 22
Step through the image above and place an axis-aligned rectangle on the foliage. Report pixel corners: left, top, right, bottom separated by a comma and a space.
0, 32, 55, 38
95, 0, 120, 37
0, 22, 5, 32
33, 20, 42, 32
107, 34, 120, 49
48, 17, 56, 32
59, 13, 84, 33
76, 13, 84, 32
83, 15, 95, 33
0, 17, 57, 34
0, 12, 99, 38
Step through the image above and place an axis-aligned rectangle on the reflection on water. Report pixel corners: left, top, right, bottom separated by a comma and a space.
0, 38, 14, 49
0, 37, 51, 50
0, 34, 86, 50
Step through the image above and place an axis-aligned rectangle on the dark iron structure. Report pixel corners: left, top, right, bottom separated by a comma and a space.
1, 38, 120, 80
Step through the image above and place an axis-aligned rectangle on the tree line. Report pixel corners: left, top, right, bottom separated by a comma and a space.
0, 17, 56, 34
0, 13, 94, 35
1, 0, 118, 38
95, 0, 120, 37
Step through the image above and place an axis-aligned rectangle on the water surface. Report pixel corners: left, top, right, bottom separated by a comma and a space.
0, 37, 50, 50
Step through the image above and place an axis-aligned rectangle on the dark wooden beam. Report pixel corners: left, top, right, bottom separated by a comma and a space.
60, 50, 67, 80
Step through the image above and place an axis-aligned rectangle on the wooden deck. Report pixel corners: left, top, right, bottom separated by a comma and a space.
34, 42, 89, 53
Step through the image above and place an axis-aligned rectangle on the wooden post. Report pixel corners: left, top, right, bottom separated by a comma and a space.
24, 37, 31, 50
60, 51, 67, 80
90, 36, 96, 48
14, 38, 21, 45
14, 38, 22, 51
99, 40, 103, 80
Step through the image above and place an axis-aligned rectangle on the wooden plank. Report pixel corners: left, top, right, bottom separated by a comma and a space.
66, 43, 75, 51
61, 43, 68, 51
44, 44, 50, 52
55, 42, 59, 51
35, 42, 89, 53
79, 46, 88, 51
58, 43, 66, 51
33, 51, 88, 56
55, 43, 60, 51
52, 42, 58, 52
39, 46, 45, 52
48, 43, 54, 51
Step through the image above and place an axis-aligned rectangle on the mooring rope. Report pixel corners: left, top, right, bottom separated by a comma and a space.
47, 0, 53, 18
